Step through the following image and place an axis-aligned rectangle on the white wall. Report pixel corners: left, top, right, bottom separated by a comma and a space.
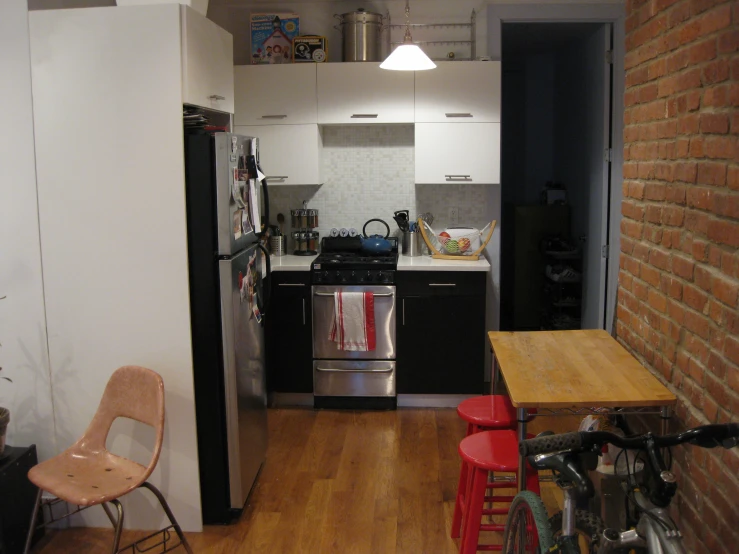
0, 0, 57, 461
28, 5, 202, 532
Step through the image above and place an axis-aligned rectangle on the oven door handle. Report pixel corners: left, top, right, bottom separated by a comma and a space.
313, 291, 394, 297
315, 367, 394, 373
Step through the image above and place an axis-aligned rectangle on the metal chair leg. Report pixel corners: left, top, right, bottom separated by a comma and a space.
140, 482, 194, 554
23, 488, 43, 554
101, 502, 118, 528
109, 499, 124, 554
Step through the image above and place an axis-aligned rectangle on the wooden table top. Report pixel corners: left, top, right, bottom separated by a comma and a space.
488, 330, 676, 409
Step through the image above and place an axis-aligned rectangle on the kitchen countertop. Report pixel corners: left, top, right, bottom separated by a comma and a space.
397, 254, 491, 272
268, 254, 317, 271
265, 253, 490, 273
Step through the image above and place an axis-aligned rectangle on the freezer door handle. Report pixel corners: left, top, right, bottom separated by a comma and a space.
315, 367, 394, 373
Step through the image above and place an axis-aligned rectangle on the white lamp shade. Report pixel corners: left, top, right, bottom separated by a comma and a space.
380, 44, 436, 71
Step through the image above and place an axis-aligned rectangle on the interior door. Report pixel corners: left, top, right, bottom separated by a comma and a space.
581, 23, 612, 329
218, 244, 267, 510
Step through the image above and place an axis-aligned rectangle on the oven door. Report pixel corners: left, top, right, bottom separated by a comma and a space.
312, 285, 396, 360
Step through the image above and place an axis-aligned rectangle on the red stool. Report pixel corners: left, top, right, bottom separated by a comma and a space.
457, 395, 517, 435
451, 430, 540, 553
457, 395, 538, 436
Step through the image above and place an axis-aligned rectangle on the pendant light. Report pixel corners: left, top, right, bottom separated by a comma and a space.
380, 0, 436, 71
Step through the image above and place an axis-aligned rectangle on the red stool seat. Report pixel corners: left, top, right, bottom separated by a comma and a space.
457, 395, 517, 433
452, 430, 540, 554
457, 395, 538, 436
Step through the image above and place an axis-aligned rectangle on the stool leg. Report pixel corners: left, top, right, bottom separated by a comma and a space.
460, 467, 487, 554
451, 460, 470, 539
525, 468, 540, 495
23, 488, 43, 554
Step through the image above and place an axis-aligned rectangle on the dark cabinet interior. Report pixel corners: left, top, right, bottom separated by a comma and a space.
266, 272, 313, 393
396, 272, 486, 395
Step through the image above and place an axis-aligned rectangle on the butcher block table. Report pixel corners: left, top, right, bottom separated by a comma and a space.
487, 329, 677, 492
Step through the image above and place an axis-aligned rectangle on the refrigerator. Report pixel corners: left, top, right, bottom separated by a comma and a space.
184, 132, 270, 524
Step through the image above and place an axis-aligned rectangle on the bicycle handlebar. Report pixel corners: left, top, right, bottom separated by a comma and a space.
520, 423, 739, 457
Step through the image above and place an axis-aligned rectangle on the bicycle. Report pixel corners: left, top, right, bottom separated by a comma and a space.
500, 422, 739, 553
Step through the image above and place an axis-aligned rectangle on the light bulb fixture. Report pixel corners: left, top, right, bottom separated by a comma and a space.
380, 0, 436, 71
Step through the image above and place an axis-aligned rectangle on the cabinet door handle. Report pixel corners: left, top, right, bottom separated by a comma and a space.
445, 113, 473, 118
351, 114, 378, 119
429, 283, 457, 287
208, 95, 226, 101
302, 298, 306, 326
261, 115, 287, 119
266, 176, 289, 181
445, 175, 472, 181
278, 283, 305, 287
402, 298, 405, 326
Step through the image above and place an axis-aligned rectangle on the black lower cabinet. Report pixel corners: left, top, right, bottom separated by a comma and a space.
397, 272, 486, 394
0, 445, 43, 554
266, 272, 313, 393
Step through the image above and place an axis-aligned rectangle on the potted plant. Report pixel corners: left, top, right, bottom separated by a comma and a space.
0, 296, 8, 456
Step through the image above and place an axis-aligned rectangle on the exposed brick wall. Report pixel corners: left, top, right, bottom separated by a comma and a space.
618, 0, 739, 551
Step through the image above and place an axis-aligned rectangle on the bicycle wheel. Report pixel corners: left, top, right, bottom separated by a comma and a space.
502, 491, 554, 554
549, 510, 604, 554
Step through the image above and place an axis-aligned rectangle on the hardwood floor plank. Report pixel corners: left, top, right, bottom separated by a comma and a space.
33, 407, 568, 554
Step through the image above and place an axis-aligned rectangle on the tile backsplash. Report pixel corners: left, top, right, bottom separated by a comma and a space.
267, 125, 494, 247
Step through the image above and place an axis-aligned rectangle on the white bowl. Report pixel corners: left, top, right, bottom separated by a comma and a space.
116, 0, 209, 17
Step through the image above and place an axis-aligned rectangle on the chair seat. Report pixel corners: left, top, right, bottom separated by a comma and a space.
457, 395, 517, 428
28, 447, 147, 506
459, 429, 527, 472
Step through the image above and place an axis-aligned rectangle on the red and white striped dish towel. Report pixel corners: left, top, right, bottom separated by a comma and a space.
328, 291, 376, 351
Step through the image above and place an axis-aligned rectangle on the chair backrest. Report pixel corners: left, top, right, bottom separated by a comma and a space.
78, 365, 165, 472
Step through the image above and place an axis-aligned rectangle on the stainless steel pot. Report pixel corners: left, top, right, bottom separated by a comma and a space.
334, 9, 383, 62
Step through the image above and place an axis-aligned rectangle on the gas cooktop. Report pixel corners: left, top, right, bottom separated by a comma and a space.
312, 237, 398, 284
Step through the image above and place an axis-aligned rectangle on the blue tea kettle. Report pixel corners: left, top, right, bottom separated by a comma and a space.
361, 218, 393, 254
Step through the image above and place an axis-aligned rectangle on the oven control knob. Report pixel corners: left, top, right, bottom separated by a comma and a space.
314, 273, 322, 283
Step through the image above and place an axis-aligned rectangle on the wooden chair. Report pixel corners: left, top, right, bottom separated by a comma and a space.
23, 365, 193, 554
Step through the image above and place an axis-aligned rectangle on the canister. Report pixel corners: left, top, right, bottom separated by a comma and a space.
307, 209, 319, 229
402, 231, 422, 257
334, 9, 383, 62
270, 235, 287, 256
307, 231, 319, 252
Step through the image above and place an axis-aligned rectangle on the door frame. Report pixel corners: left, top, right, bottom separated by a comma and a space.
487, 2, 625, 334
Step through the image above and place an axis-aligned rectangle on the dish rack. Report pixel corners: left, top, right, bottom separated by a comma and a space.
418, 218, 496, 261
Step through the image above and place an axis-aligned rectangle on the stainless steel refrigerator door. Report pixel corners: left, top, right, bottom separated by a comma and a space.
312, 285, 396, 360
218, 245, 268, 510
215, 133, 259, 256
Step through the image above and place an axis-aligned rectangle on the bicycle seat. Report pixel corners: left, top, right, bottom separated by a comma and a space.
528, 451, 596, 498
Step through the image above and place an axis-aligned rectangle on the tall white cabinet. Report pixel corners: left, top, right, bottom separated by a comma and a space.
28, 4, 233, 533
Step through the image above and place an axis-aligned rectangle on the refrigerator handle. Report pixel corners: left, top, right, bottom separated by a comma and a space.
257, 243, 271, 325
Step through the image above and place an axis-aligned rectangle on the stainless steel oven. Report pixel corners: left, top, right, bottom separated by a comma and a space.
312, 285, 396, 403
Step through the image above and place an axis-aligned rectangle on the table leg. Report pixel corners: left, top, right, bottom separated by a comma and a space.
492, 353, 500, 395
660, 406, 671, 435
517, 408, 528, 493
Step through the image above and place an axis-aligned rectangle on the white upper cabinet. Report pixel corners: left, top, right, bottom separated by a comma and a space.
234, 65, 317, 125
317, 63, 414, 124
181, 6, 234, 113
414, 61, 501, 123
235, 124, 322, 185
415, 123, 500, 184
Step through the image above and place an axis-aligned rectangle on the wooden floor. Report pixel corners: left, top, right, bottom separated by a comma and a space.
33, 408, 578, 553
